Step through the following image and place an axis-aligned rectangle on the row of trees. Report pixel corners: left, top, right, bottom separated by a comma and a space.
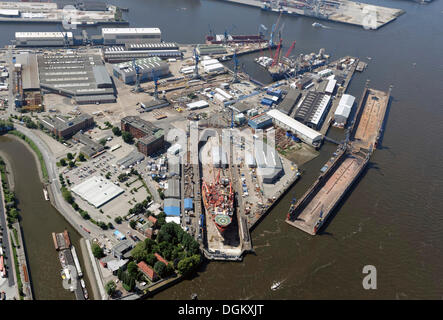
0, 158, 19, 226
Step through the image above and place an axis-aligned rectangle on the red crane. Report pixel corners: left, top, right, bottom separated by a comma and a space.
271, 39, 283, 67
285, 40, 296, 58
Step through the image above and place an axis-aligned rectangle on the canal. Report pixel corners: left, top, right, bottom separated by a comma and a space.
0, 135, 92, 300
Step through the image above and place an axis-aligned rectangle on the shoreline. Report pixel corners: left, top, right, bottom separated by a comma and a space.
3, 131, 102, 300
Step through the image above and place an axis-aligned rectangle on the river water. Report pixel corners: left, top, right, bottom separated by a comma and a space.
0, 0, 442, 299
0, 136, 92, 300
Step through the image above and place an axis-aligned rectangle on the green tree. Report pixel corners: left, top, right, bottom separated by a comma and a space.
60, 159, 67, 166
145, 253, 157, 267
61, 187, 74, 204
105, 281, 116, 296
67, 153, 74, 160
68, 161, 75, 168
99, 138, 106, 146
127, 261, 138, 278
122, 131, 134, 144
114, 216, 123, 224
92, 243, 104, 259
154, 261, 167, 278
78, 153, 86, 162
112, 126, 122, 136
129, 220, 137, 229
177, 254, 201, 277
131, 242, 147, 263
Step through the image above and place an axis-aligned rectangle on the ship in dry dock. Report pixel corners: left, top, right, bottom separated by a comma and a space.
206, 33, 267, 45
202, 169, 235, 235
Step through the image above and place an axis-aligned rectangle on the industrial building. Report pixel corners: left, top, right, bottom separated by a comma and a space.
294, 91, 331, 130
164, 198, 180, 217
254, 139, 284, 184
165, 177, 180, 199
196, 44, 227, 56
71, 175, 124, 208
116, 150, 145, 169
334, 94, 356, 126
277, 89, 301, 115
37, 53, 115, 103
295, 75, 313, 90
15, 53, 40, 91
121, 116, 164, 156
112, 57, 170, 84
103, 46, 182, 63
186, 100, 209, 110
39, 113, 94, 139
72, 132, 105, 158
15, 32, 73, 47
248, 114, 273, 130
267, 109, 323, 147
102, 28, 162, 45
125, 42, 179, 51
140, 98, 170, 112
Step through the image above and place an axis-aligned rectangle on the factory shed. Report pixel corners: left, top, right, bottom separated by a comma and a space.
334, 94, 355, 125
254, 140, 283, 184
164, 198, 181, 216
165, 177, 180, 199
278, 89, 301, 115
112, 56, 170, 84
71, 176, 124, 208
16, 53, 40, 90
295, 91, 331, 130
116, 150, 145, 169
325, 79, 337, 95
186, 100, 209, 110
75, 94, 116, 105
184, 198, 193, 211
93, 65, 113, 88
267, 109, 323, 147
248, 114, 273, 130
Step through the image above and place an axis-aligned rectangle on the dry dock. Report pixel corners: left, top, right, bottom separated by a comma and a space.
286, 87, 390, 234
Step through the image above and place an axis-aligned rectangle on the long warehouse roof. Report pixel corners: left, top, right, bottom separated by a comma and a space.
71, 176, 124, 208
102, 28, 161, 35
267, 109, 323, 141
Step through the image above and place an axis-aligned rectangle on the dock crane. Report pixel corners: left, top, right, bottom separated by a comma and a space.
271, 39, 283, 67
151, 69, 159, 100
231, 50, 239, 83
192, 48, 200, 80
132, 58, 143, 93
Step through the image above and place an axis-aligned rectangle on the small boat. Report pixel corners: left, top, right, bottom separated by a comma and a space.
312, 22, 323, 28
271, 281, 281, 291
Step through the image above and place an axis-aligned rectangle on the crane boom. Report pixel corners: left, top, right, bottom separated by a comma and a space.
285, 40, 296, 58
271, 39, 283, 67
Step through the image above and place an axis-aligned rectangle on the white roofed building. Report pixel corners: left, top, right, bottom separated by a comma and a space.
267, 109, 323, 147
102, 28, 161, 45
334, 94, 356, 126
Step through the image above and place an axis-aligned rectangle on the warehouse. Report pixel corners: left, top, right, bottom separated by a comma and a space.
15, 52, 40, 91
37, 53, 114, 99
140, 98, 170, 112
196, 44, 227, 56
277, 89, 301, 115
254, 139, 284, 184
71, 176, 124, 208
267, 109, 323, 147
294, 91, 331, 130
112, 57, 170, 84
103, 46, 182, 63
164, 198, 180, 217
334, 94, 355, 126
15, 32, 73, 47
72, 132, 105, 158
325, 79, 337, 95
165, 177, 180, 199
228, 101, 253, 114
125, 42, 179, 51
186, 100, 209, 110
248, 114, 273, 130
204, 63, 225, 74
116, 150, 145, 169
102, 28, 161, 45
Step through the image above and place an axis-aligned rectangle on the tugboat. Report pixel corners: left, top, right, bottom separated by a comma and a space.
312, 22, 323, 28
313, 208, 324, 234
